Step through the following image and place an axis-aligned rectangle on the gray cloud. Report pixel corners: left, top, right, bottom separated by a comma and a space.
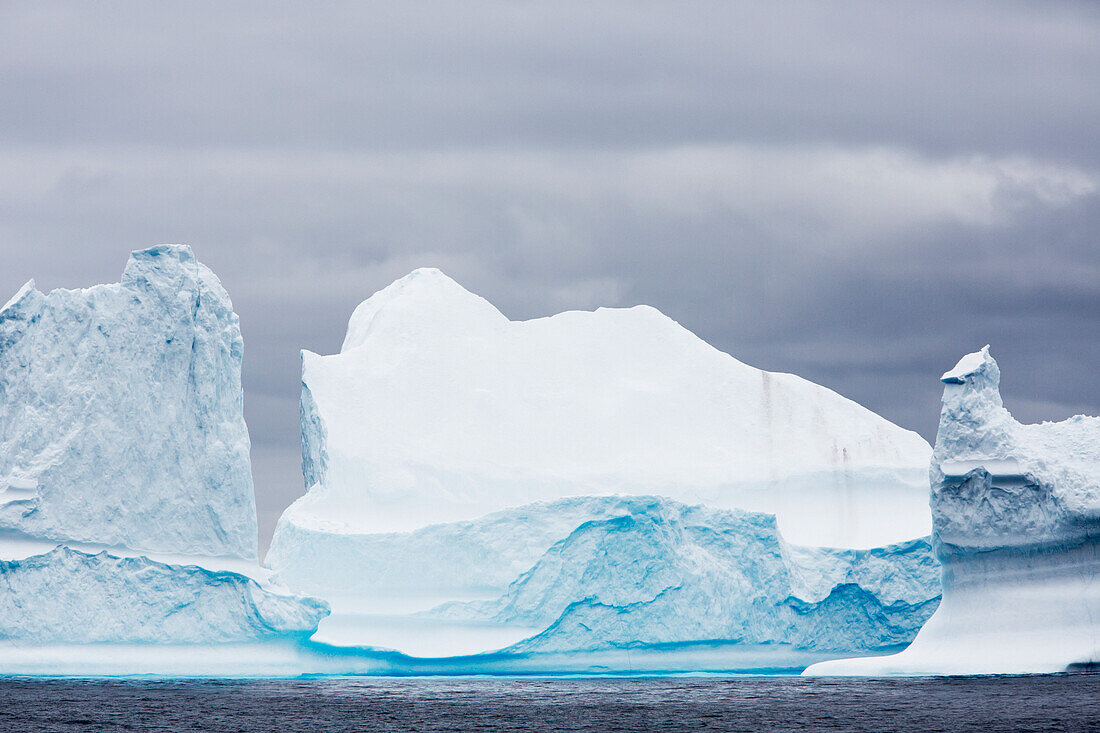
1, 0, 1097, 552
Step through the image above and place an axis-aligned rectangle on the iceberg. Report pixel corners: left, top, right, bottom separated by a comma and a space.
279, 264, 932, 548
267, 268, 940, 669
806, 347, 1100, 675
286, 268, 931, 550
0, 245, 329, 675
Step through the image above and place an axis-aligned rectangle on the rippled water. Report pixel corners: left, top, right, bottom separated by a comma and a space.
0, 674, 1095, 732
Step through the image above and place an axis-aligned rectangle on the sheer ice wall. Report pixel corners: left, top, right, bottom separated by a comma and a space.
427, 497, 940, 656
0, 245, 257, 559
0, 547, 325, 644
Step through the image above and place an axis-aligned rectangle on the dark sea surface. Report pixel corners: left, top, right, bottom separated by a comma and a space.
0, 674, 1096, 733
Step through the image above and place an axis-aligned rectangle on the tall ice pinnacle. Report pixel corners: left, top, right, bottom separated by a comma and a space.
0, 245, 258, 559
806, 346, 1100, 675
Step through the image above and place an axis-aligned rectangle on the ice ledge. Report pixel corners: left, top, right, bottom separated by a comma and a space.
940, 345, 991, 384
939, 458, 1023, 479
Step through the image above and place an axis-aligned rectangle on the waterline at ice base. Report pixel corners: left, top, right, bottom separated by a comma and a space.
806, 347, 1099, 676
265, 268, 944, 672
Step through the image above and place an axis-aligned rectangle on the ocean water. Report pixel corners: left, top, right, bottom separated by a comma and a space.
0, 674, 1095, 732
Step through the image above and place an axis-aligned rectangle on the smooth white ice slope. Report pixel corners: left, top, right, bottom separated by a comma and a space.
284, 267, 932, 549
806, 347, 1100, 675
0, 245, 256, 559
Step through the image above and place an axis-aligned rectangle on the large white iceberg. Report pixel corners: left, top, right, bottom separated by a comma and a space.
283, 267, 932, 549
267, 268, 940, 669
806, 347, 1100, 675
0, 245, 329, 675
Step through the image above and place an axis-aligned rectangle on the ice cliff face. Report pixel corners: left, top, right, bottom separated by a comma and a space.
0, 246, 329, 675
280, 266, 932, 551
0, 245, 256, 559
429, 497, 940, 655
806, 347, 1100, 675
270, 493, 938, 622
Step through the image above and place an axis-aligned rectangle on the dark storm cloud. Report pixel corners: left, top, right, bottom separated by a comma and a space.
1, 1, 1097, 551
3, 1, 1100, 159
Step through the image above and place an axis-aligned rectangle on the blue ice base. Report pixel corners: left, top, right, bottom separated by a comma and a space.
0, 639, 913, 678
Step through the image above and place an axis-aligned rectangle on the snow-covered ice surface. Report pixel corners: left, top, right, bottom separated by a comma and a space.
0, 246, 329, 676
806, 347, 1100, 676
267, 269, 940, 670
286, 268, 932, 549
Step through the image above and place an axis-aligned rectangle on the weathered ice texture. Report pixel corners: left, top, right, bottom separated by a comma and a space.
807, 347, 1100, 675
0, 245, 330, 676
267, 495, 663, 603
0, 245, 257, 559
429, 497, 940, 655
0, 547, 327, 644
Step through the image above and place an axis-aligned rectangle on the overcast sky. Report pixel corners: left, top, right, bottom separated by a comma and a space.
2, 1, 1097, 552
